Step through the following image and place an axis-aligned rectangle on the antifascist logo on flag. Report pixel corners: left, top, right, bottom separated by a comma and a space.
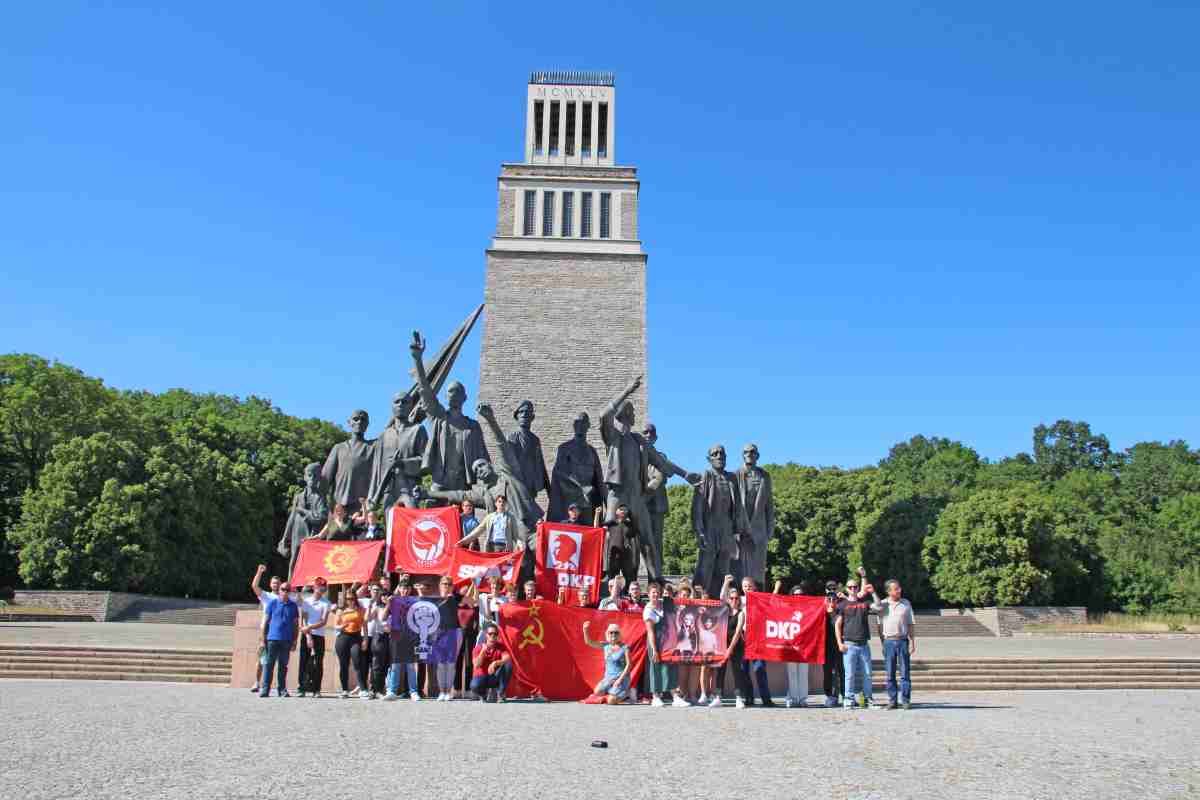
534, 522, 603, 606
743, 592, 827, 663
388, 505, 460, 574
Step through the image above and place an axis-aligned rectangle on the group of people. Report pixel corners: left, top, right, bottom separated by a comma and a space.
249, 563, 918, 710
264, 328, 919, 708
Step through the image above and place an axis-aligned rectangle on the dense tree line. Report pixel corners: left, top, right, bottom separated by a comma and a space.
3, 354, 1198, 610
0, 355, 343, 598
661, 425, 1200, 614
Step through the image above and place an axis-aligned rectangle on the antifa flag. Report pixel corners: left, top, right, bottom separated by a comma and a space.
744, 592, 827, 663
534, 522, 604, 606
386, 594, 461, 662
497, 601, 646, 701
290, 539, 384, 587
448, 547, 522, 590
658, 598, 729, 665
388, 505, 460, 574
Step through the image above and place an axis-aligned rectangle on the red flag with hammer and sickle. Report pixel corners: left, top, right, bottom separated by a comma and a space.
496, 601, 647, 701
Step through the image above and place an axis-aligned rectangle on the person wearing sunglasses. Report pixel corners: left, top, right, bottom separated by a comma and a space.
470, 623, 512, 702
259, 582, 300, 698
582, 621, 631, 705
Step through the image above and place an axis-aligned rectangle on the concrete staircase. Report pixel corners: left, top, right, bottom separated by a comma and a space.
0, 645, 231, 684
111, 599, 258, 626
884, 613, 994, 638
866, 658, 1200, 691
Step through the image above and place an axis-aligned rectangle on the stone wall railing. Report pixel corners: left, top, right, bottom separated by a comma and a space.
12, 590, 251, 622
940, 606, 1087, 636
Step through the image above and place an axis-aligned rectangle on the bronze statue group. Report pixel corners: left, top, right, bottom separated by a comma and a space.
261, 328, 916, 709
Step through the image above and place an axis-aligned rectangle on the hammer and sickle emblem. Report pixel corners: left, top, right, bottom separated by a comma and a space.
519, 618, 545, 650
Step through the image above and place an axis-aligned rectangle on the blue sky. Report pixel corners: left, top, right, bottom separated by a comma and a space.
3, 3, 1197, 468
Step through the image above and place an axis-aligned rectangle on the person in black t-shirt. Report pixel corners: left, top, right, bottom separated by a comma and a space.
835, 568, 881, 709
822, 580, 846, 707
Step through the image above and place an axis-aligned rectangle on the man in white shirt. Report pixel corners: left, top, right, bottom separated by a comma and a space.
878, 579, 916, 709
297, 580, 331, 697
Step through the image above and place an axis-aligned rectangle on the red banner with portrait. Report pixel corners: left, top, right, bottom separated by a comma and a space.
743, 592, 826, 663
387, 505, 460, 574
496, 601, 646, 701
533, 521, 604, 606
289, 539, 384, 587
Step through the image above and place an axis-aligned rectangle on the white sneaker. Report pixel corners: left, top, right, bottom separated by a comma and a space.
358, 690, 371, 700
410, 692, 421, 701
698, 692, 708, 704
339, 690, 349, 699
843, 700, 854, 709
734, 697, 746, 709
383, 692, 398, 701
785, 698, 794, 708
651, 697, 665, 708
708, 696, 722, 708
671, 695, 690, 708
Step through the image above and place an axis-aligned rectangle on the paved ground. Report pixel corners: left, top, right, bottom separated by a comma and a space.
0, 681, 1195, 800
3, 621, 1199, 659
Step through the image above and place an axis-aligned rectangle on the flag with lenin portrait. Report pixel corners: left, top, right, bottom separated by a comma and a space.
533, 521, 604, 605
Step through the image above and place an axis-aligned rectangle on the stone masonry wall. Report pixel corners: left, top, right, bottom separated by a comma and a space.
620, 192, 637, 240
13, 590, 112, 620
942, 606, 1088, 636
495, 188, 516, 236
479, 249, 647, 499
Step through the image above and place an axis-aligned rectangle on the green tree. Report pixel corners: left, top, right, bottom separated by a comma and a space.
0, 355, 126, 584
923, 484, 1079, 606
1033, 419, 1118, 481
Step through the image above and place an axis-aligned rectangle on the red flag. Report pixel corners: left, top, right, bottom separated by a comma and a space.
447, 547, 522, 590
534, 521, 604, 606
743, 592, 827, 663
289, 539, 384, 587
387, 505, 460, 574
496, 601, 646, 701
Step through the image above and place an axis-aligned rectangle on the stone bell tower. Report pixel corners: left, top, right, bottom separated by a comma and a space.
479, 71, 648, 468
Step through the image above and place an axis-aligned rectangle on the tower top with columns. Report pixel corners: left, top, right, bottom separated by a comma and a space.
524, 71, 617, 166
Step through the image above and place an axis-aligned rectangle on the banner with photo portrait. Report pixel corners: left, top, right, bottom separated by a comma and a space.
657, 598, 729, 665
533, 522, 604, 606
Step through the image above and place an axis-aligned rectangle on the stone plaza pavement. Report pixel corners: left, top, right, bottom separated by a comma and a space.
0, 680, 1196, 800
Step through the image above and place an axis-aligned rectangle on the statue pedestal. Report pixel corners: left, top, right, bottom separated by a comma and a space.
231, 609, 345, 693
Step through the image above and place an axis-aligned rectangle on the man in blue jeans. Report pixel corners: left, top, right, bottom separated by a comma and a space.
260, 581, 300, 697
878, 579, 916, 709
834, 570, 881, 710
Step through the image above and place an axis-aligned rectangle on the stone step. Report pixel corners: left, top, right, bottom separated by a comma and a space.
0, 662, 230, 671
0, 661, 230, 676
0, 652, 231, 666
0, 644, 232, 658
0, 669, 226, 684
0, 652, 231, 662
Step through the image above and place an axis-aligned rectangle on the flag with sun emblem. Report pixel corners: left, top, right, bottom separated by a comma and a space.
290, 540, 384, 587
